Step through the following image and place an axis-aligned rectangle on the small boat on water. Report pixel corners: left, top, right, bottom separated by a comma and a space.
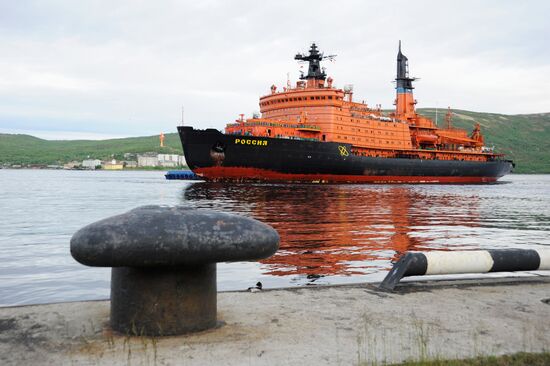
177, 42, 513, 183
164, 170, 201, 180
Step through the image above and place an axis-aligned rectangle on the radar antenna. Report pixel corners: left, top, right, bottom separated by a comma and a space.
294, 43, 336, 80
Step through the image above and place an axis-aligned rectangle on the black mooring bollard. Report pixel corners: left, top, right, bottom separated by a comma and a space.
70, 205, 279, 336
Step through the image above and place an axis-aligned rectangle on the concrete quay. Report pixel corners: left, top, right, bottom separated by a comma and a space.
1, 276, 550, 365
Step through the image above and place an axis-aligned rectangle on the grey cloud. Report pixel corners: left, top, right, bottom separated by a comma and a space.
0, 0, 549, 139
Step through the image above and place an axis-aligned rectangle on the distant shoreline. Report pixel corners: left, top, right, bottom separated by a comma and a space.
2, 168, 543, 176
0, 167, 189, 171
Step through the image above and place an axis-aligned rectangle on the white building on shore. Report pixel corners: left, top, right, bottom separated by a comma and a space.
157, 154, 186, 167
82, 159, 102, 170
137, 153, 159, 167
137, 153, 186, 167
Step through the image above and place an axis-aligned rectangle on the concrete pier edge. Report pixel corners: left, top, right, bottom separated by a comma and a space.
1, 274, 550, 365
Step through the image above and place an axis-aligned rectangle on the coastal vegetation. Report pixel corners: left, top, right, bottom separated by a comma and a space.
1, 109, 548, 173
0, 133, 182, 166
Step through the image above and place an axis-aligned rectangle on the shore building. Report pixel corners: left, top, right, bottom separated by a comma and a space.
102, 159, 124, 170
82, 159, 102, 170
137, 153, 159, 167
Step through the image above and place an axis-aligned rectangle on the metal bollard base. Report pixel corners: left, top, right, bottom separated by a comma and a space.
110, 264, 217, 336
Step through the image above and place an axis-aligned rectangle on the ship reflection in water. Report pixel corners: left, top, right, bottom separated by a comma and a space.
182, 182, 490, 285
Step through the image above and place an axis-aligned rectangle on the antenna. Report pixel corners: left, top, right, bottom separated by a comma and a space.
435, 102, 438, 126
294, 43, 336, 81
287, 72, 291, 89
180, 106, 185, 126
445, 106, 453, 130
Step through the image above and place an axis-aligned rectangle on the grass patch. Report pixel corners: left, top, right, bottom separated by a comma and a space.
387, 352, 550, 366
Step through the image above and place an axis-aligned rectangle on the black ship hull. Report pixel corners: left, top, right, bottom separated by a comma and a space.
178, 127, 513, 183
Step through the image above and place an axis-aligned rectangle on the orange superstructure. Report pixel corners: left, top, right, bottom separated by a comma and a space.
226, 42, 493, 162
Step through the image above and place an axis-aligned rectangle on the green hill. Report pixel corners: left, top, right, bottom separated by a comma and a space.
0, 133, 183, 166
1, 109, 549, 173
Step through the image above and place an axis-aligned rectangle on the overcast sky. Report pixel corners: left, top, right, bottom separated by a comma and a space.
1, 0, 549, 139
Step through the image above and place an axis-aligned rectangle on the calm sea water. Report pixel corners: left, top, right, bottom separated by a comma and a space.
1, 170, 549, 306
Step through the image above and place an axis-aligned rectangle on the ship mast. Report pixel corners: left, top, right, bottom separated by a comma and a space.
445, 106, 453, 130
395, 41, 417, 121
180, 106, 184, 126
295, 43, 336, 88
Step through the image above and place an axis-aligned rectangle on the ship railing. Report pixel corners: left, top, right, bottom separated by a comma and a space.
227, 120, 321, 130
274, 134, 319, 141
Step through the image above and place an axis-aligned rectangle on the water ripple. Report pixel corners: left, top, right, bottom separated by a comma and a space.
1, 170, 549, 305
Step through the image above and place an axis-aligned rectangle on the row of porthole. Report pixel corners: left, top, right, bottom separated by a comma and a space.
351, 117, 400, 128
260, 95, 343, 106
335, 120, 401, 129
335, 126, 399, 136
336, 136, 406, 145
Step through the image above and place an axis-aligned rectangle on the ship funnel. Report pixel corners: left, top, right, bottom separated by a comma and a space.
396, 40, 409, 80
396, 41, 414, 90
395, 41, 417, 119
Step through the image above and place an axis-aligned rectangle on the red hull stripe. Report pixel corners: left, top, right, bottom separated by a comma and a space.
194, 167, 499, 184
